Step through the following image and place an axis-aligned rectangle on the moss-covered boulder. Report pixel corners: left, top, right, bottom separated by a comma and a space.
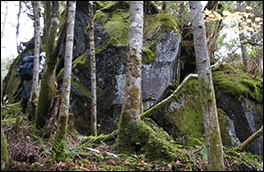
147, 63, 263, 156
59, 1, 181, 136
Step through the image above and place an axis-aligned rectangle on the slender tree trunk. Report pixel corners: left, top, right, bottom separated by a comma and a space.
239, 125, 263, 152
16, 1, 22, 54
189, 1, 224, 171
1, 2, 8, 45
29, 1, 41, 120
121, 1, 144, 122
89, 1, 97, 136
56, 1, 76, 142
237, 2, 249, 72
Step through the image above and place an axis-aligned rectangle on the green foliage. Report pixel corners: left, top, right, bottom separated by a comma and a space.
224, 147, 263, 171
200, 147, 208, 160
32, 135, 52, 155
1, 56, 16, 78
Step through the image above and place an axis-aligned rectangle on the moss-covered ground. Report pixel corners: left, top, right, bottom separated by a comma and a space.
1, 102, 263, 171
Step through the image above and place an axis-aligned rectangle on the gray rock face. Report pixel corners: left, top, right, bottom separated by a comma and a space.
58, 2, 263, 157
142, 32, 181, 110
112, 31, 181, 108
217, 90, 263, 157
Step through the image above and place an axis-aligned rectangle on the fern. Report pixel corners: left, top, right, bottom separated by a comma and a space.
32, 134, 51, 155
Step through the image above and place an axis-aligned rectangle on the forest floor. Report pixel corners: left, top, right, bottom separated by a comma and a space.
2, 108, 263, 171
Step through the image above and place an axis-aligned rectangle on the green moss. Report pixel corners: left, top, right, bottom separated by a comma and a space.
1, 127, 9, 171
94, 4, 181, 65
144, 13, 181, 38
4, 54, 23, 104
213, 63, 263, 103
115, 115, 184, 161
1, 102, 22, 119
71, 79, 91, 98
81, 131, 117, 145
142, 46, 156, 64
33, 162, 41, 171
217, 108, 231, 146
100, 164, 128, 171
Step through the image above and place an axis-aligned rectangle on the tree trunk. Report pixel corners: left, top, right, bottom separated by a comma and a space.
1, 71, 9, 171
56, 1, 76, 143
121, 1, 144, 122
189, 1, 224, 171
1, 126, 9, 171
89, 1, 97, 136
29, 1, 41, 120
237, 2, 249, 72
1, 2, 8, 45
16, 1, 21, 54
36, 1, 60, 130
115, 1, 144, 154
239, 125, 263, 152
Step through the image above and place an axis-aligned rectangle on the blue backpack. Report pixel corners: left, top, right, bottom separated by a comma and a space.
18, 55, 45, 80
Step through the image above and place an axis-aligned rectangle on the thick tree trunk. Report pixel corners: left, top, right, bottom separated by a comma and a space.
1, 72, 9, 171
189, 1, 224, 171
36, 1, 60, 130
56, 1, 76, 142
29, 1, 41, 120
89, 1, 97, 136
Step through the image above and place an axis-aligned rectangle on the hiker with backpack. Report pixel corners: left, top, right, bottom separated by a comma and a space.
17, 53, 45, 113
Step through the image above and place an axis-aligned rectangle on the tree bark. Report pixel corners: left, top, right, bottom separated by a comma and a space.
121, 1, 144, 122
115, 1, 144, 154
189, 1, 224, 171
140, 74, 198, 119
16, 1, 22, 54
29, 1, 41, 120
1, 71, 9, 171
1, 126, 9, 171
56, 1, 76, 142
36, 1, 61, 130
89, 1, 97, 136
237, 2, 249, 72
1, 2, 8, 45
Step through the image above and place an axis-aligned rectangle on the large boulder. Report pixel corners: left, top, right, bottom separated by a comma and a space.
2, 1, 262, 158
148, 63, 263, 156
65, 1, 182, 136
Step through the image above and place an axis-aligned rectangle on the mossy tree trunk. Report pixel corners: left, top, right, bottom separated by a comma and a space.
1, 126, 9, 171
1, 72, 9, 171
89, 1, 97, 136
115, 1, 144, 154
36, 1, 60, 130
189, 1, 224, 171
29, 1, 41, 120
239, 125, 263, 152
55, 1, 76, 143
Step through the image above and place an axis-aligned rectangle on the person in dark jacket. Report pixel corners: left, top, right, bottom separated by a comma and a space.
18, 52, 45, 113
